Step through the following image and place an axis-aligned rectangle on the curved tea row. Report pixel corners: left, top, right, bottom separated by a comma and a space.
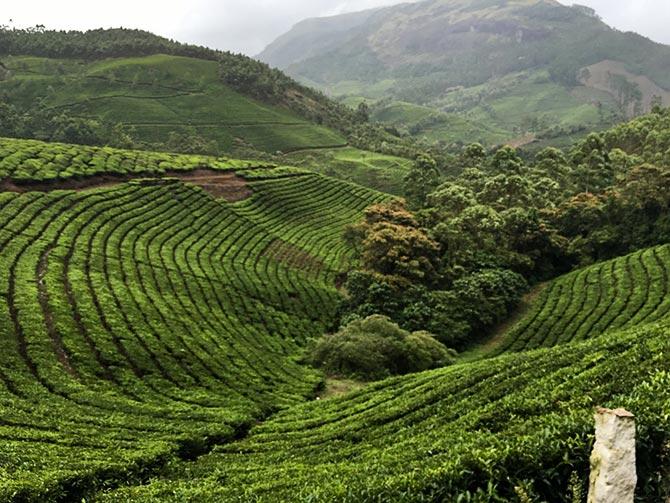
494, 245, 670, 354
99, 315, 670, 501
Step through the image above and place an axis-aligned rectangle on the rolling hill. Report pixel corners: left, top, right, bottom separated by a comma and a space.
2, 112, 670, 500
0, 137, 387, 501
260, 0, 670, 147
493, 245, 670, 354
0, 53, 345, 155
0, 29, 356, 156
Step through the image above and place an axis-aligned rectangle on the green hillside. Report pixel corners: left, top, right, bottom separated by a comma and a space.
92, 226, 670, 501
286, 146, 413, 195
0, 53, 346, 154
2, 68, 670, 502
261, 0, 670, 147
99, 317, 670, 501
0, 137, 386, 501
494, 245, 670, 354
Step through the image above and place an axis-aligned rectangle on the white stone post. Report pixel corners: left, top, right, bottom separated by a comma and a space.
588, 407, 637, 503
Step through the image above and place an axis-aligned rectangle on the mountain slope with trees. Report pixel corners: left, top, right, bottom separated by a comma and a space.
260, 0, 670, 147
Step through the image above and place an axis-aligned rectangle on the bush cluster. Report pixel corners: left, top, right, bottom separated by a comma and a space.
309, 315, 455, 381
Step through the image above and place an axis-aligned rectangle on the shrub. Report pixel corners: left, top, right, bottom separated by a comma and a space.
309, 315, 455, 381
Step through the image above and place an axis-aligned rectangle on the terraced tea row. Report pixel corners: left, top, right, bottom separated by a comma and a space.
236, 173, 388, 281
0, 170, 385, 500
0, 137, 259, 182
99, 315, 670, 502
494, 245, 670, 354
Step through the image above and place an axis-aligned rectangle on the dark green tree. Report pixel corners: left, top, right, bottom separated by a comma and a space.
404, 154, 440, 209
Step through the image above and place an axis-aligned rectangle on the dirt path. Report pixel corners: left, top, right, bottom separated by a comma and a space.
458, 282, 547, 362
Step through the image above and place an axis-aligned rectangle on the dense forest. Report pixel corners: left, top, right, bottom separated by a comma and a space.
338, 106, 670, 351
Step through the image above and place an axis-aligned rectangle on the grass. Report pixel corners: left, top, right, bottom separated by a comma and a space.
318, 377, 367, 399
372, 101, 434, 125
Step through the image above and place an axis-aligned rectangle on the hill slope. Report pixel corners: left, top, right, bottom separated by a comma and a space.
0, 137, 387, 501
493, 245, 670, 354
261, 0, 670, 146
0, 53, 345, 155
0, 29, 357, 156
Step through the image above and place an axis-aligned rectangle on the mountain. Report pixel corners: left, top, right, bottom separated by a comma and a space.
260, 0, 670, 147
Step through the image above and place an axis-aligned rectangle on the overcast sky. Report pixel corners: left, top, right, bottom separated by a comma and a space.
4, 0, 670, 56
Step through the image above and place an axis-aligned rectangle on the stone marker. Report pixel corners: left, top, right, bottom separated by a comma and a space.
588, 407, 637, 503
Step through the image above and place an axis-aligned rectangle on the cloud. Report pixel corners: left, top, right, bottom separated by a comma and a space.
170, 0, 418, 55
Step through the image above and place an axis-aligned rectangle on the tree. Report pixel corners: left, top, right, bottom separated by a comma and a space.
355, 102, 370, 123
570, 133, 612, 192
360, 220, 440, 284
428, 183, 476, 216
345, 201, 440, 285
490, 146, 523, 173
0, 101, 21, 137
404, 154, 440, 208
478, 174, 536, 210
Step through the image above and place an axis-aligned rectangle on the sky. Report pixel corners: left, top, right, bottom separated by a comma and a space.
4, 0, 670, 56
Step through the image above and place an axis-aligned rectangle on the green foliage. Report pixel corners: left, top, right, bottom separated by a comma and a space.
99, 316, 670, 502
287, 147, 412, 195
349, 200, 441, 284
340, 268, 526, 349
0, 27, 218, 61
309, 315, 454, 380
0, 52, 347, 156
3, 89, 670, 503
0, 28, 435, 160
0, 136, 255, 181
495, 243, 670, 354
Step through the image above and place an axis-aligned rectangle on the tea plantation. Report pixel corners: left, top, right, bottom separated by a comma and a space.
1, 137, 670, 502
0, 137, 386, 501
495, 245, 670, 353
0, 54, 346, 154
97, 249, 670, 502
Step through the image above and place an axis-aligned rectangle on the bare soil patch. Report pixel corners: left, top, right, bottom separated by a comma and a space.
580, 59, 670, 113
506, 133, 536, 149
173, 169, 252, 202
